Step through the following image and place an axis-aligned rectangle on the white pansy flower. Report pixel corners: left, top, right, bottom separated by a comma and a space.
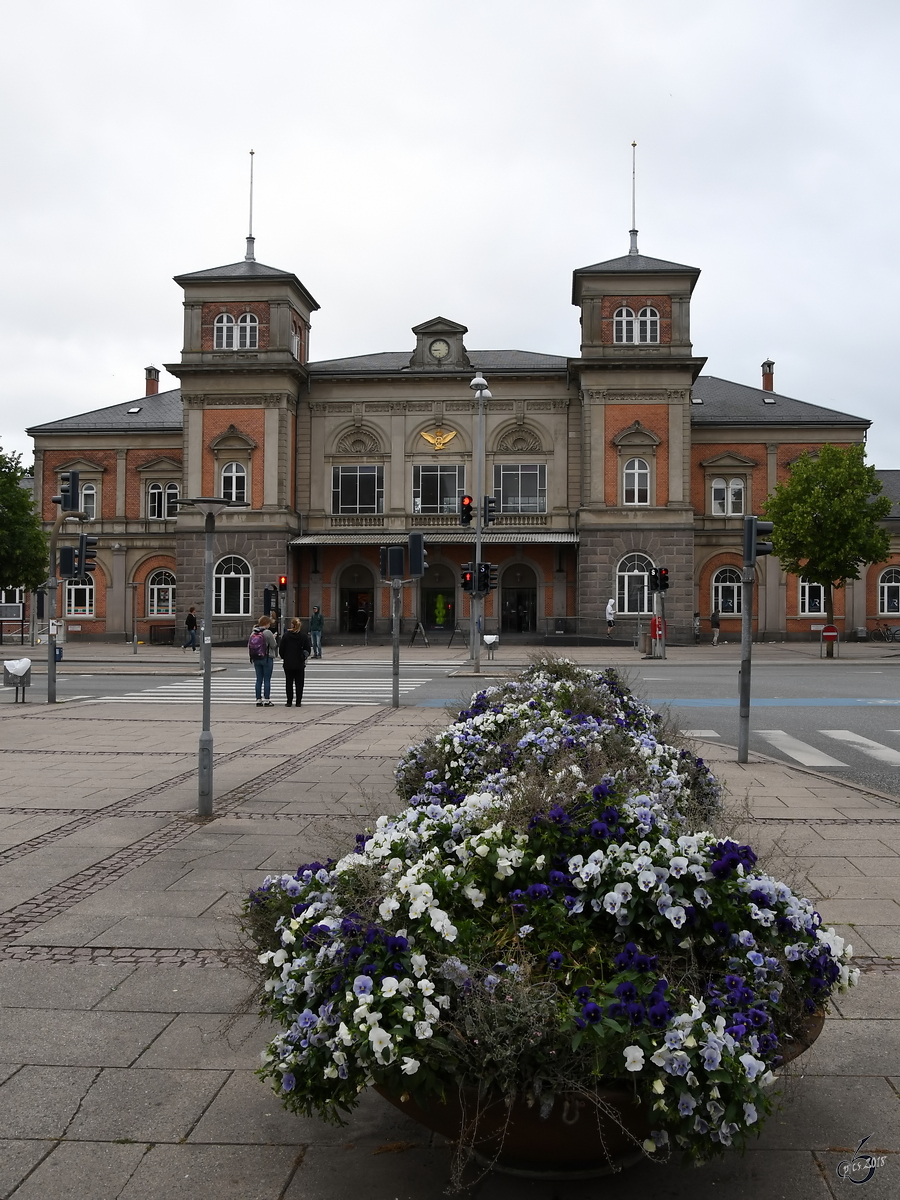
380, 977, 400, 998
624, 1046, 645, 1072
400, 1057, 420, 1075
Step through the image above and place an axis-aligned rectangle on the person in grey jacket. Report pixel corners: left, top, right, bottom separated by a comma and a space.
249, 615, 278, 706
309, 606, 324, 658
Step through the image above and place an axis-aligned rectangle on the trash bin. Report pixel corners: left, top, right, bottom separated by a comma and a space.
4, 659, 32, 700
55, 646, 63, 662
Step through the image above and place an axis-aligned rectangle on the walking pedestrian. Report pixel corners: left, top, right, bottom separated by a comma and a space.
693, 612, 701, 644
182, 606, 197, 652
711, 606, 721, 646
279, 617, 311, 706
606, 597, 616, 639
309, 606, 324, 658
248, 615, 278, 706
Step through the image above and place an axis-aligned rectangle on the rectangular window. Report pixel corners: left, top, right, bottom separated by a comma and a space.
412, 464, 465, 514
65, 581, 94, 617
799, 578, 824, 615
493, 464, 546, 513
332, 465, 384, 514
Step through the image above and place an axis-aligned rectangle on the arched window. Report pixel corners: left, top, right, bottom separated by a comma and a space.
617, 553, 654, 614
221, 461, 246, 504
237, 313, 258, 349
147, 570, 176, 616
879, 568, 900, 614
711, 477, 745, 516
713, 567, 742, 615
81, 482, 96, 520
614, 307, 635, 344
214, 313, 235, 350
0, 587, 23, 605
148, 483, 163, 519
623, 457, 650, 505
638, 307, 659, 343
164, 482, 180, 518
214, 555, 251, 615
65, 576, 94, 617
799, 577, 824, 615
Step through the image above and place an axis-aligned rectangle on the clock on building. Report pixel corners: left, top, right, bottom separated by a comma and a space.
429, 338, 450, 361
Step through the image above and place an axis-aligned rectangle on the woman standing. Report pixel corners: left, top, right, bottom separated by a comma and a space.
279, 617, 311, 707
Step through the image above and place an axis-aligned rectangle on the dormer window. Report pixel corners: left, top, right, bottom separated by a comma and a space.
238, 313, 258, 349
638, 307, 659, 343
214, 313, 235, 350
614, 307, 635, 343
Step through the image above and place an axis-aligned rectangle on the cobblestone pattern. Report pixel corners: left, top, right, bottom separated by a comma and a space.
0, 708, 390, 944
747, 816, 900, 825
0, 708, 357, 867
0, 944, 244, 967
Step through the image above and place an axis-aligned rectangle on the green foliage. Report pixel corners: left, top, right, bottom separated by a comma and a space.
763, 444, 891, 590
0, 448, 48, 591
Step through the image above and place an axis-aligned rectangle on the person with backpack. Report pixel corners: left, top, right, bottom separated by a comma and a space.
279, 617, 311, 706
309, 606, 324, 658
248, 615, 278, 706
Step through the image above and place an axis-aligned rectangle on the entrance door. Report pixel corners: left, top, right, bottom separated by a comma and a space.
423, 588, 455, 632
501, 588, 537, 633
340, 589, 374, 633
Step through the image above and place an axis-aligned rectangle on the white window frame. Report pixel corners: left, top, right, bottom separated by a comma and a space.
799, 577, 825, 615
332, 465, 384, 514
148, 483, 163, 520
412, 464, 465, 514
80, 482, 97, 521
147, 570, 176, 616
214, 555, 251, 616
164, 482, 179, 518
638, 306, 659, 343
616, 553, 654, 614
614, 306, 635, 344
238, 313, 258, 349
493, 464, 547, 513
712, 567, 742, 615
879, 568, 900, 615
65, 576, 95, 617
214, 313, 235, 349
711, 476, 745, 516
0, 587, 24, 604
221, 461, 247, 504
623, 457, 650, 506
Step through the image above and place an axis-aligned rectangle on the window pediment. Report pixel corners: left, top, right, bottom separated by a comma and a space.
55, 458, 106, 474
494, 427, 544, 454
137, 456, 182, 475
334, 429, 383, 455
611, 421, 662, 449
699, 451, 758, 470
209, 425, 257, 455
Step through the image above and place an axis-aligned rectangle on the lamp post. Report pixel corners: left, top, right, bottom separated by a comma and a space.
469, 372, 491, 674
179, 497, 232, 816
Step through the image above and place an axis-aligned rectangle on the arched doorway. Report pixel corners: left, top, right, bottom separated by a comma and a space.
501, 563, 537, 633
421, 563, 456, 632
339, 565, 375, 633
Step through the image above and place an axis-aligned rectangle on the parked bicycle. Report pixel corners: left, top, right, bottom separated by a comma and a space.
870, 621, 900, 642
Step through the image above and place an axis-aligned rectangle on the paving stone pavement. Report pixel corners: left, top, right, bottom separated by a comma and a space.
0, 696, 897, 1200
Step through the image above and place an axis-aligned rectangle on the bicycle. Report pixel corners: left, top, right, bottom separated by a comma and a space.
870, 621, 900, 642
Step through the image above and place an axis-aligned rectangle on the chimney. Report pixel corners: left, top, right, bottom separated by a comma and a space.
761, 359, 775, 392
145, 366, 160, 396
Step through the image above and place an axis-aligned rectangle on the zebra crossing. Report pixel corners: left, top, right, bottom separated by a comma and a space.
683, 727, 900, 769
89, 672, 435, 706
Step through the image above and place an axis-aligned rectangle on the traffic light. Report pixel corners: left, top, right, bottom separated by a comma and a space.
58, 546, 76, 577
263, 586, 275, 615
488, 564, 499, 592
460, 495, 474, 526
743, 516, 775, 568
483, 495, 497, 526
658, 567, 669, 592
648, 567, 660, 592
408, 532, 427, 578
476, 562, 490, 593
461, 562, 475, 592
53, 470, 80, 511
278, 575, 288, 590
76, 534, 98, 575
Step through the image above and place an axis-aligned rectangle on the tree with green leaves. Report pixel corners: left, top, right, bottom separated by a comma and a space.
0, 447, 48, 593
763, 443, 892, 652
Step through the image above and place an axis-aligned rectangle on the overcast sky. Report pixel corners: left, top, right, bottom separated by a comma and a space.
2, 0, 898, 472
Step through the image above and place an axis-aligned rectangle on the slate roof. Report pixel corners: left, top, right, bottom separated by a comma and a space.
26, 389, 184, 435
308, 349, 568, 375
690, 376, 869, 427
172, 259, 320, 310
876, 470, 900, 512
574, 252, 699, 275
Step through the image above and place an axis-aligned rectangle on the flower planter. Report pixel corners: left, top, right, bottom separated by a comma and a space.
375, 1010, 826, 1179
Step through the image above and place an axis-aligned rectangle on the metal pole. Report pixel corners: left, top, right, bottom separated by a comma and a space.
45, 506, 73, 705
392, 578, 401, 709
198, 511, 215, 815
659, 591, 667, 661
132, 584, 138, 654
737, 566, 754, 763
472, 387, 485, 674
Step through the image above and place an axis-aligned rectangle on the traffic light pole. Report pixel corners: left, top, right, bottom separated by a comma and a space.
471, 383, 485, 675
737, 565, 754, 764
46, 506, 86, 705
391, 577, 401, 709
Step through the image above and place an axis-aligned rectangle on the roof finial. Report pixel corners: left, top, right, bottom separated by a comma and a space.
629, 141, 639, 255
245, 149, 256, 262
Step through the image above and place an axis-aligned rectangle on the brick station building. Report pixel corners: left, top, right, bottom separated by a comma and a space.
25, 231, 900, 644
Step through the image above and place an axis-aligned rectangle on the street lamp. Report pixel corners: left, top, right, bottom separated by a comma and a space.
469, 372, 491, 674
178, 497, 237, 816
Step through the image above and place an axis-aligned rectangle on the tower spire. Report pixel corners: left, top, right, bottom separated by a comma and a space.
245, 149, 256, 261
629, 140, 639, 255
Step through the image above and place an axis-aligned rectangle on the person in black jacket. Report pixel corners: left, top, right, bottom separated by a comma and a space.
279, 617, 311, 707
